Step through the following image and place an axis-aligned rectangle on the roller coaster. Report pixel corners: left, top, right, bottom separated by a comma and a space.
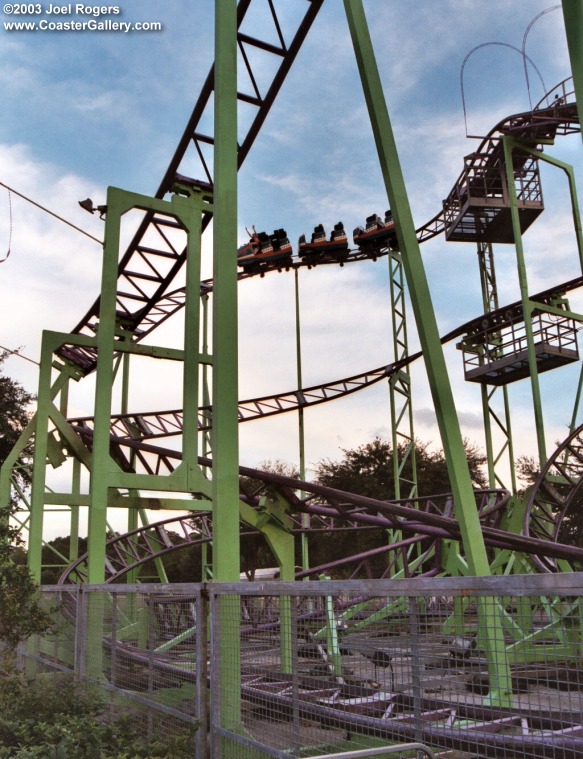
3, 1, 583, 757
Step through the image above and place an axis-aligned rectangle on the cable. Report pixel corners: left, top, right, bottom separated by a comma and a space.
0, 180, 102, 247
0, 189, 12, 263
0, 344, 40, 366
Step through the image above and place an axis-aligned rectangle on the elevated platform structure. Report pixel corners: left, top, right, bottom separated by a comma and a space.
459, 311, 579, 385
443, 146, 543, 243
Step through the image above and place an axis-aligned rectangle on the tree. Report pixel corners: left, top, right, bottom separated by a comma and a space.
0, 354, 52, 672
314, 436, 487, 500
0, 350, 34, 493
0, 503, 54, 671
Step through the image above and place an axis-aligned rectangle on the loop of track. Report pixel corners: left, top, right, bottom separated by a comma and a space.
525, 422, 583, 572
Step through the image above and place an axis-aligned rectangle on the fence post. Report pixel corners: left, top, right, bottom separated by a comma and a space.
75, 586, 87, 681
196, 587, 209, 759
409, 597, 423, 745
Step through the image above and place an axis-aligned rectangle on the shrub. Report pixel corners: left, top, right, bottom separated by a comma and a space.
0, 675, 194, 758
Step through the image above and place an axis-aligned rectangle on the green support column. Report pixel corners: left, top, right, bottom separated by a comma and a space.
212, 0, 240, 584
476, 242, 517, 494
502, 137, 547, 467
28, 337, 59, 581
388, 251, 417, 500
343, 0, 512, 705
562, 1, 583, 137
212, 0, 242, 742
182, 197, 204, 482
87, 186, 123, 586
294, 269, 310, 572
343, 0, 490, 577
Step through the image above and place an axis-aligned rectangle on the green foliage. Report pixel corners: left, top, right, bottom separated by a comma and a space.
0, 675, 194, 758
314, 436, 487, 499
0, 503, 54, 671
0, 350, 35, 494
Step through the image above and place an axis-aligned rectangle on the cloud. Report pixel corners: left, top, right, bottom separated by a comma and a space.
0, 143, 103, 388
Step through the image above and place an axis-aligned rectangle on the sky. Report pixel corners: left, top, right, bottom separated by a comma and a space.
1, 1, 582, 539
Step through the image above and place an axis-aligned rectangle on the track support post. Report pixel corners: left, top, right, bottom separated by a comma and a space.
343, 0, 513, 706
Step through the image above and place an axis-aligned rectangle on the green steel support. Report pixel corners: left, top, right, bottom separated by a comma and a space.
212, 0, 242, 742
28, 336, 62, 581
120, 351, 141, 585
562, 1, 583, 139
69, 459, 81, 566
503, 138, 547, 467
343, 0, 512, 705
181, 197, 204, 484
88, 186, 125, 585
294, 269, 310, 572
212, 0, 240, 584
201, 291, 212, 463
87, 184, 212, 587
519, 145, 583, 273
502, 137, 583, 468
476, 242, 516, 494
570, 365, 583, 433
388, 251, 417, 500
343, 0, 490, 577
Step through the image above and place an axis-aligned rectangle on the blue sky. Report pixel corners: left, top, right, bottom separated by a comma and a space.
1, 1, 582, 512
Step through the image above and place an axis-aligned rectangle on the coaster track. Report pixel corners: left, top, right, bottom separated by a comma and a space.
525, 421, 583, 572
58, 439, 583, 585
65, 273, 583, 439
57, 81, 579, 372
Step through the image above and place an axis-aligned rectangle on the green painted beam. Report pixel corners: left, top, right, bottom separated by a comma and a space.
562, 0, 583, 139
343, 0, 490, 577
212, 0, 240, 584
343, 0, 513, 706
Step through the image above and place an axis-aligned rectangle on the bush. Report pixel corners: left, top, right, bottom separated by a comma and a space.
0, 675, 194, 758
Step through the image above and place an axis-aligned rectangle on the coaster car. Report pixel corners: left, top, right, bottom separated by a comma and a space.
298, 222, 349, 266
353, 210, 398, 255
237, 226, 293, 273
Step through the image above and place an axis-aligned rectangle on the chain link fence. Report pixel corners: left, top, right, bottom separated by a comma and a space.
18, 573, 583, 758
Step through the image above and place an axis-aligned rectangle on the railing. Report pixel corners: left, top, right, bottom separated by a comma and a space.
461, 311, 579, 381
308, 744, 436, 758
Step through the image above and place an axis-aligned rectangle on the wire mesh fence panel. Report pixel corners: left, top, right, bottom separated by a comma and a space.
12, 575, 583, 758
18, 584, 206, 755
209, 575, 583, 759
17, 585, 79, 676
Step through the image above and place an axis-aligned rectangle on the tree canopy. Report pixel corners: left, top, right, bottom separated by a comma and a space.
0, 350, 34, 478
314, 436, 487, 500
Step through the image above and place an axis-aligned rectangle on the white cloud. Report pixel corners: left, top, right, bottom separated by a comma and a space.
0, 143, 103, 388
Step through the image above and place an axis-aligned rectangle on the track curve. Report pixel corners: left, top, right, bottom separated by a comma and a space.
65, 272, 583, 441
525, 421, 583, 572
57, 446, 583, 584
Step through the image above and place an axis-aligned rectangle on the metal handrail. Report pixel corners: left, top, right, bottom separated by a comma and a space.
308, 744, 436, 759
